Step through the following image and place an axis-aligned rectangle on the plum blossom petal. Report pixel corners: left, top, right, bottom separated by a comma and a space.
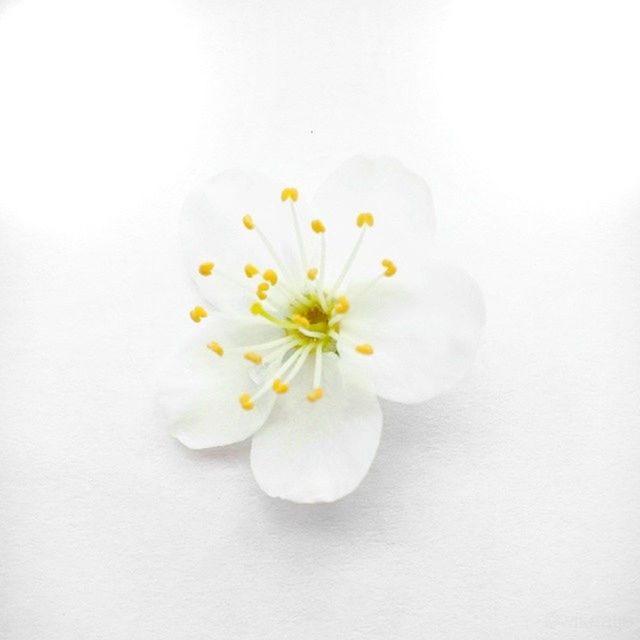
337, 260, 485, 404
250, 354, 382, 503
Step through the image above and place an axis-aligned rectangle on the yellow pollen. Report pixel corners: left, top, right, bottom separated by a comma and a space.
207, 341, 224, 356
198, 262, 214, 276
239, 393, 254, 410
250, 302, 264, 315
355, 343, 374, 355
382, 258, 397, 277
256, 289, 268, 300
263, 269, 278, 285
334, 296, 350, 314
291, 313, 310, 328
272, 378, 289, 394
307, 267, 318, 281
242, 214, 255, 230
244, 351, 262, 364
189, 306, 208, 323
244, 263, 259, 278
256, 281, 269, 300
311, 219, 326, 234
281, 187, 299, 202
307, 387, 324, 402
356, 212, 375, 227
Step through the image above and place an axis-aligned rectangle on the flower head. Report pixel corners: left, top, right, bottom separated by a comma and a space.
159, 157, 485, 503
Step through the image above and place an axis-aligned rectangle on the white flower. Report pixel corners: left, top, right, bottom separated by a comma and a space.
159, 157, 485, 503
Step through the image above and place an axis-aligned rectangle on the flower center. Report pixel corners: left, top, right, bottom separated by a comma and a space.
192, 186, 396, 409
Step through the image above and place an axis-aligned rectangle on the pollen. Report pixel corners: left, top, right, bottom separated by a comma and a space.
250, 302, 264, 315
291, 313, 310, 328
311, 219, 325, 234
272, 378, 289, 394
263, 269, 278, 285
244, 263, 259, 278
356, 212, 374, 228
189, 306, 208, 323
307, 267, 318, 281
239, 393, 254, 410
307, 387, 324, 402
244, 351, 262, 364
242, 214, 255, 230
207, 341, 224, 356
256, 281, 270, 300
334, 296, 350, 314
198, 262, 214, 276
281, 187, 299, 202
355, 343, 374, 355
382, 258, 397, 277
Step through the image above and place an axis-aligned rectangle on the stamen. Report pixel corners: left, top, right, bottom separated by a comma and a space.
189, 306, 208, 323
382, 258, 397, 277
307, 388, 323, 402
311, 219, 325, 234
198, 262, 214, 276
244, 351, 263, 364
291, 313, 310, 328
356, 212, 374, 227
283, 187, 307, 271
207, 341, 224, 356
244, 263, 259, 278
251, 345, 311, 403
239, 393, 254, 411
307, 344, 324, 402
256, 281, 270, 300
355, 343, 374, 355
334, 296, 350, 314
263, 269, 278, 286
307, 267, 318, 281
242, 214, 255, 230
272, 378, 289, 394
282, 344, 313, 384
280, 187, 299, 202
331, 221, 370, 294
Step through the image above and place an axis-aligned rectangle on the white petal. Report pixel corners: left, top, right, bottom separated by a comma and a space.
158, 315, 281, 449
338, 261, 485, 403
182, 170, 304, 313
310, 156, 436, 288
250, 354, 382, 503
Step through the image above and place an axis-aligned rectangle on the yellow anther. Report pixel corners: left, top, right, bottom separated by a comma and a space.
256, 289, 267, 301
239, 393, 254, 410
244, 351, 262, 365
307, 267, 318, 281
311, 219, 325, 234
281, 187, 299, 202
263, 269, 278, 285
256, 281, 269, 300
257, 282, 270, 292
272, 378, 289, 394
307, 387, 324, 402
355, 343, 374, 355
250, 302, 264, 315
334, 296, 350, 314
291, 313, 310, 328
244, 263, 259, 278
189, 306, 208, 323
356, 212, 375, 227
242, 214, 255, 230
198, 261, 214, 276
207, 341, 224, 357
382, 258, 397, 277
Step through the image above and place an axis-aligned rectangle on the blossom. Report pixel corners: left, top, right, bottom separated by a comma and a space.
159, 157, 485, 503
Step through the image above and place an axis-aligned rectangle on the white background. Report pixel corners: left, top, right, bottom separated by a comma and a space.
1, 0, 640, 638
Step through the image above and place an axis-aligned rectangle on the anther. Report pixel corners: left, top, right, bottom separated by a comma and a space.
334, 296, 350, 314
272, 378, 289, 394
311, 219, 325, 234
244, 352, 262, 364
382, 258, 397, 277
307, 267, 318, 281
307, 387, 324, 402
250, 302, 264, 315
242, 214, 255, 230
239, 393, 254, 410
291, 313, 310, 328
256, 282, 270, 300
356, 212, 374, 227
263, 269, 278, 286
244, 263, 259, 278
280, 187, 299, 202
189, 306, 208, 323
207, 341, 224, 356
355, 343, 374, 355
198, 262, 214, 276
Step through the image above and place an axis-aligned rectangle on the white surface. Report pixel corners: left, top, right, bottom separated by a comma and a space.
1, 0, 640, 638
